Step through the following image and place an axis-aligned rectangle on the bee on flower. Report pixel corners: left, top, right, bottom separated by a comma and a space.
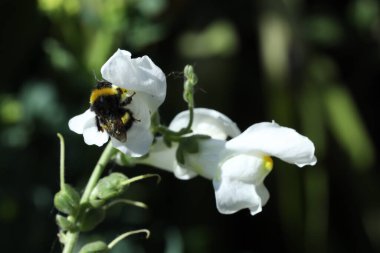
68, 49, 166, 157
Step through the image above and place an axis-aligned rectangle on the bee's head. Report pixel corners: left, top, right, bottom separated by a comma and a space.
95, 81, 112, 89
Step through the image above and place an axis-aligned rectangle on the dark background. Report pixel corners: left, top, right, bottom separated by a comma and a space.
0, 0, 379, 252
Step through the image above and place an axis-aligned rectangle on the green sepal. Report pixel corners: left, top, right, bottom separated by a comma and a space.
180, 137, 199, 153
163, 135, 172, 147
175, 134, 211, 165
78, 241, 109, 253
115, 153, 135, 167
54, 184, 80, 215
176, 146, 185, 165
77, 208, 106, 232
55, 214, 77, 231
90, 173, 128, 208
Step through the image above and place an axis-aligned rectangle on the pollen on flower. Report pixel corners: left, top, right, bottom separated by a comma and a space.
263, 156, 273, 171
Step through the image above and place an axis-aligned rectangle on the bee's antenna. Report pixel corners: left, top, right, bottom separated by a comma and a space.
197, 87, 207, 94
167, 71, 183, 79
92, 70, 101, 82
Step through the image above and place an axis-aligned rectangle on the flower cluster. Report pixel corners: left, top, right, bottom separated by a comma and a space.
68, 49, 316, 216
141, 108, 316, 215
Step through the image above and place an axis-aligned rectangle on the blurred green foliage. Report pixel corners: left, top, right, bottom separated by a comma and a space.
0, 0, 379, 252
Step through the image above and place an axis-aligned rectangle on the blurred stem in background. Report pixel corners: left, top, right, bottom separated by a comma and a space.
258, 0, 376, 252
258, 4, 306, 252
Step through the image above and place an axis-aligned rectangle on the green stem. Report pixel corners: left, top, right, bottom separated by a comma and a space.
57, 133, 65, 190
62, 233, 79, 253
62, 142, 115, 253
80, 142, 115, 205
153, 65, 196, 142
183, 105, 194, 133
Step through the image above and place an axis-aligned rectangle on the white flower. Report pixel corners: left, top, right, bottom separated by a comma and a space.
69, 49, 166, 157
141, 108, 317, 215
216, 121, 316, 215
141, 108, 240, 179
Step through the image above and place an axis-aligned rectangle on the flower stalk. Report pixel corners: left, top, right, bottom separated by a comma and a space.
154, 64, 198, 142
80, 142, 115, 205
57, 133, 66, 190
62, 142, 116, 253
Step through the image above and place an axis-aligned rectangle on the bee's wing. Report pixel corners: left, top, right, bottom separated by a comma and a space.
111, 119, 128, 142
102, 118, 127, 142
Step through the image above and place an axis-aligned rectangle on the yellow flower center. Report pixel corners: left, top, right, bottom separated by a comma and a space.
263, 156, 273, 171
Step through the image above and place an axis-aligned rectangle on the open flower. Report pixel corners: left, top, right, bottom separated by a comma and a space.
215, 121, 316, 215
141, 108, 240, 179
141, 108, 316, 215
69, 49, 166, 157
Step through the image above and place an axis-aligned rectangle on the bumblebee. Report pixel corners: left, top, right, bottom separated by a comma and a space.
90, 81, 137, 142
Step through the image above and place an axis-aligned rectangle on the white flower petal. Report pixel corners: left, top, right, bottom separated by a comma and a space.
139, 138, 198, 179
68, 109, 96, 134
169, 108, 241, 139
82, 117, 109, 146
139, 138, 178, 172
69, 109, 109, 146
226, 122, 316, 167
173, 165, 198, 180
183, 139, 226, 180
101, 49, 166, 112
111, 123, 153, 157
213, 178, 263, 215
127, 93, 151, 128
219, 154, 270, 184
211, 154, 272, 215
256, 183, 270, 207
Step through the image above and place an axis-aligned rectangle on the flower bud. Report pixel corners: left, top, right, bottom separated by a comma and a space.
90, 173, 128, 208
77, 208, 105, 232
79, 241, 109, 253
54, 184, 80, 215
55, 214, 77, 231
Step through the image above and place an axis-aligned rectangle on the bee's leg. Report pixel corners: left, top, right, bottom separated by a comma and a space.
132, 114, 141, 122
126, 108, 140, 122
121, 91, 136, 106
122, 109, 141, 132
95, 117, 103, 132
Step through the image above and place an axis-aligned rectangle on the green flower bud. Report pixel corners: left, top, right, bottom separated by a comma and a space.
79, 241, 109, 253
54, 184, 80, 215
77, 208, 105, 232
183, 65, 198, 105
89, 173, 128, 208
55, 214, 77, 231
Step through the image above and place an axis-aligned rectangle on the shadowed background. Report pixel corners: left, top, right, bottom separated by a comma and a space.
0, 0, 379, 252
